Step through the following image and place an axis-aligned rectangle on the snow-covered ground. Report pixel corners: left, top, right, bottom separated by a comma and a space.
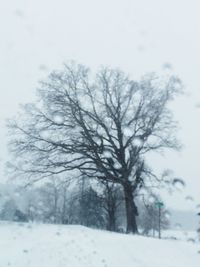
163, 229, 198, 243
0, 222, 199, 267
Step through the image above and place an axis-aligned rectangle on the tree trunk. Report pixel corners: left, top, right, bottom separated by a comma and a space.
123, 183, 138, 234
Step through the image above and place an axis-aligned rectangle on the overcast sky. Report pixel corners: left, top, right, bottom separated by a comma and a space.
0, 0, 200, 210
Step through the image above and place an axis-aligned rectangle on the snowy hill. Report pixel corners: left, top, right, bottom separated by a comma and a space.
0, 222, 199, 267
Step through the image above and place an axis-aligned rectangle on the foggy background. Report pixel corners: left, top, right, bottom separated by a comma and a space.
0, 0, 200, 213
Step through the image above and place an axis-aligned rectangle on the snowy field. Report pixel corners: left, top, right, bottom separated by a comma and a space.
163, 229, 199, 243
0, 222, 199, 267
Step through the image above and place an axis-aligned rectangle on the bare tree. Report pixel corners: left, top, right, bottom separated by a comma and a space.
7, 62, 181, 233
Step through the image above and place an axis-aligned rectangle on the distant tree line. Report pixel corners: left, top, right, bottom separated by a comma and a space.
0, 179, 169, 236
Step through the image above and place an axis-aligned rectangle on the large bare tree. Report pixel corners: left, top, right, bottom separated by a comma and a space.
7, 63, 181, 233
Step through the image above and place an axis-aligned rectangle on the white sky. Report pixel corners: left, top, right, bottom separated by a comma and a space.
0, 0, 200, 210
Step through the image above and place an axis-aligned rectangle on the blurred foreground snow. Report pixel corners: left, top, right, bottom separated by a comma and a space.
0, 222, 199, 267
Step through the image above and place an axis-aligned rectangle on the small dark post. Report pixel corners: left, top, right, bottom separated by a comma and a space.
158, 205, 161, 239
155, 201, 164, 239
